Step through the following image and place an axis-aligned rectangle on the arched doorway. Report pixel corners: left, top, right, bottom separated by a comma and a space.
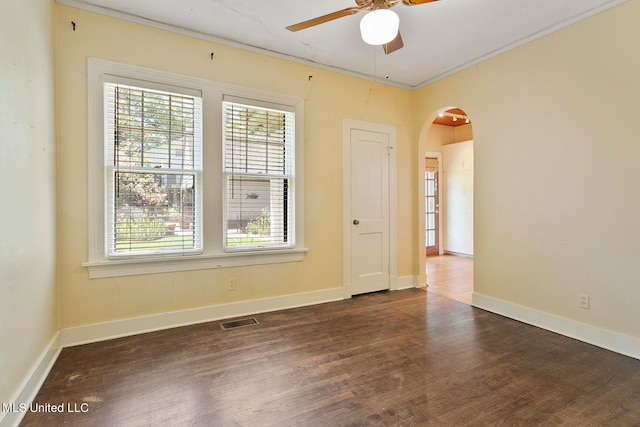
418, 107, 474, 304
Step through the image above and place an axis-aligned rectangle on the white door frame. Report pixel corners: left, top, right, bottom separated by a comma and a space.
342, 119, 397, 298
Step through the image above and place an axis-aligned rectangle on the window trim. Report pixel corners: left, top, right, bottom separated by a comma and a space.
84, 58, 306, 278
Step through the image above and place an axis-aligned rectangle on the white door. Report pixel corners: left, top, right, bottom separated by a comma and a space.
348, 128, 390, 295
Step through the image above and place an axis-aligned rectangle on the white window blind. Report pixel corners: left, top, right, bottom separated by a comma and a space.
223, 98, 295, 251
105, 81, 203, 257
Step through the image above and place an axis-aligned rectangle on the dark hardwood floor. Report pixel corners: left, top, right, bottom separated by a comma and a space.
21, 289, 640, 426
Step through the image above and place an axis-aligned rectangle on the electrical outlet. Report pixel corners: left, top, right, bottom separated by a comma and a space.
227, 278, 236, 291
579, 294, 590, 310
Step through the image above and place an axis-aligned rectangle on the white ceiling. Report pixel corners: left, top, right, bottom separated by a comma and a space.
58, 0, 626, 89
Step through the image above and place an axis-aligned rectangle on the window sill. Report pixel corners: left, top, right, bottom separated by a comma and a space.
82, 248, 308, 279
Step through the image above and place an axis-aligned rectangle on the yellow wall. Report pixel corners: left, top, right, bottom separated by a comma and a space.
424, 123, 472, 153
55, 5, 415, 328
425, 123, 454, 151
4, 0, 640, 411
454, 124, 473, 144
0, 0, 57, 408
416, 0, 640, 339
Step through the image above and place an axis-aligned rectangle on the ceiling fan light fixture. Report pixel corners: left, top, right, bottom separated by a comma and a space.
360, 9, 399, 45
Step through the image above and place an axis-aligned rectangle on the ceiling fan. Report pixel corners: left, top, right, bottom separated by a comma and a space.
286, 0, 439, 54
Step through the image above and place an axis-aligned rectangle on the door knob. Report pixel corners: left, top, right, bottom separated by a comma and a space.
353, 219, 360, 225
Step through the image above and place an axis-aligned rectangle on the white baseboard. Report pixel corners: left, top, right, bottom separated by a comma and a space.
0, 334, 61, 427
392, 275, 418, 290
60, 287, 345, 347
342, 275, 418, 297
443, 250, 473, 258
472, 292, 640, 360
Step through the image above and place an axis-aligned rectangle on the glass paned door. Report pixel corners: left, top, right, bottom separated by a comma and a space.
425, 168, 439, 256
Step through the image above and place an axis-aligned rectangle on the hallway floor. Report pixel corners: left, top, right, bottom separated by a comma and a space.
426, 254, 473, 304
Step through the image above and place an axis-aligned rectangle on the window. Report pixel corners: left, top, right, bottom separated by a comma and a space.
223, 98, 295, 251
105, 81, 203, 258
85, 59, 306, 278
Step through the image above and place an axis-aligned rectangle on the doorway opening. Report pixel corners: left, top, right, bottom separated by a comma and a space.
419, 107, 474, 305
